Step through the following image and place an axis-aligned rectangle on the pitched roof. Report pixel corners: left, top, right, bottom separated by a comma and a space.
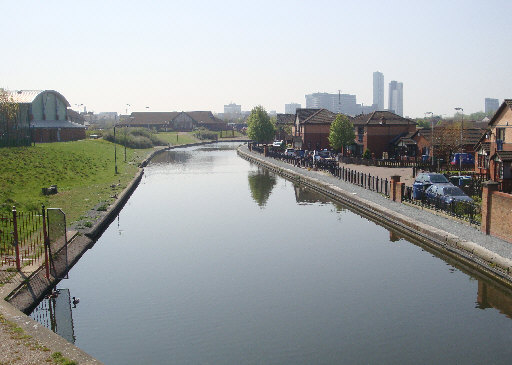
129, 112, 179, 124
352, 110, 415, 126
296, 108, 338, 124
187, 111, 224, 125
494, 150, 512, 162
276, 113, 295, 125
488, 99, 512, 127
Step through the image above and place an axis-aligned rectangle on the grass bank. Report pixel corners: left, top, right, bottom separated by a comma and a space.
0, 139, 153, 223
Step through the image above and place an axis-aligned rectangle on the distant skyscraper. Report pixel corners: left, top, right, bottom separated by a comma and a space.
388, 81, 403, 116
485, 98, 499, 114
373, 71, 384, 110
285, 103, 301, 114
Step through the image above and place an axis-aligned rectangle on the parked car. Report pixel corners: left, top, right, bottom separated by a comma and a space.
450, 153, 475, 166
424, 184, 474, 204
285, 148, 295, 156
272, 140, 284, 147
313, 149, 333, 161
414, 173, 451, 187
295, 150, 305, 158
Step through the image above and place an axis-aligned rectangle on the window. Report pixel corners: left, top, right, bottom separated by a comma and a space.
357, 126, 364, 142
496, 128, 505, 151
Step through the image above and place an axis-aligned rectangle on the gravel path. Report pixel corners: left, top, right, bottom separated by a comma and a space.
240, 145, 512, 261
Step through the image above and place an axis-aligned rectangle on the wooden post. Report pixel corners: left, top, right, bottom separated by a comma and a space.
390, 175, 401, 202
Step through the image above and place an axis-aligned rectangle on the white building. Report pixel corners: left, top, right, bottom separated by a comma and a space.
224, 103, 242, 115
485, 98, 499, 114
285, 103, 301, 114
373, 71, 384, 110
388, 81, 403, 116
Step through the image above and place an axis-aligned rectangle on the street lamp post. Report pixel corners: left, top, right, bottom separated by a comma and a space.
425, 112, 434, 166
114, 116, 118, 174
455, 107, 464, 175
125, 104, 131, 115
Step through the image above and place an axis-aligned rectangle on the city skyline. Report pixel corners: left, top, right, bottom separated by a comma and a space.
1, 0, 511, 118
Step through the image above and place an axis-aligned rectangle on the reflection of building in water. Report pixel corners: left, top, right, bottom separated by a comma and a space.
389, 230, 402, 242
150, 151, 192, 165
30, 289, 76, 343
294, 185, 331, 205
477, 280, 512, 319
247, 168, 277, 207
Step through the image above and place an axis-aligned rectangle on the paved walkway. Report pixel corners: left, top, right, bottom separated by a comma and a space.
240, 145, 512, 262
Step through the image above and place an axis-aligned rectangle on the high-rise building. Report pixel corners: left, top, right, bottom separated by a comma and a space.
224, 103, 241, 115
285, 103, 301, 114
388, 81, 403, 116
485, 98, 499, 115
373, 71, 384, 110
305, 92, 370, 116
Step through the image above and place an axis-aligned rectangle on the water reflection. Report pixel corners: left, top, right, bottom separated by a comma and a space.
293, 185, 331, 205
149, 150, 192, 165
477, 280, 512, 319
30, 288, 76, 344
247, 168, 277, 207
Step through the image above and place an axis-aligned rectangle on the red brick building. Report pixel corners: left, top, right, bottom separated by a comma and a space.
475, 100, 512, 192
351, 111, 416, 158
292, 109, 339, 150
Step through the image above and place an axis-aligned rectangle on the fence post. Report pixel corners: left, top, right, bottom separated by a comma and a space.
12, 206, 21, 271
390, 175, 401, 202
42, 205, 50, 279
481, 181, 499, 235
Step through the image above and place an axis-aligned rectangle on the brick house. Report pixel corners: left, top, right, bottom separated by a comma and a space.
476, 100, 512, 192
292, 109, 339, 150
350, 111, 416, 158
123, 111, 226, 131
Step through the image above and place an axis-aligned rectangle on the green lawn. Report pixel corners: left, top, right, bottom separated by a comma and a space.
157, 132, 199, 145
0, 139, 153, 222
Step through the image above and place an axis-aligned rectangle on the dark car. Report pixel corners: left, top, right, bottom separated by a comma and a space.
424, 184, 474, 204
414, 173, 451, 187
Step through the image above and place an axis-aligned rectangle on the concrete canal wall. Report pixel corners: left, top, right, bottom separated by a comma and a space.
237, 146, 512, 288
0, 140, 247, 364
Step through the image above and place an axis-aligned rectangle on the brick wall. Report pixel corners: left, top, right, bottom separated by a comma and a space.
481, 182, 512, 243
34, 128, 86, 143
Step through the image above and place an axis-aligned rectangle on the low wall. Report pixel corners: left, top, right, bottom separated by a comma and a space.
238, 146, 512, 287
483, 189, 512, 243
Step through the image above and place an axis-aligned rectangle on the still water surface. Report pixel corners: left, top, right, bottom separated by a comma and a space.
32, 143, 512, 364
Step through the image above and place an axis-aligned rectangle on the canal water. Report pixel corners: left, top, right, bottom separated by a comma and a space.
31, 143, 512, 364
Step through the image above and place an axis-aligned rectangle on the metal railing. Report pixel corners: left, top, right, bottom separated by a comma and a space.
402, 186, 481, 225
252, 148, 390, 197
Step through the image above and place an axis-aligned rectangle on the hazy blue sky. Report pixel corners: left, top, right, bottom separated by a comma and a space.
1, 0, 511, 117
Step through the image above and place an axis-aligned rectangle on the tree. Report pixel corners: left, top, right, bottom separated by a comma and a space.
328, 114, 355, 153
247, 106, 275, 144
0, 89, 22, 146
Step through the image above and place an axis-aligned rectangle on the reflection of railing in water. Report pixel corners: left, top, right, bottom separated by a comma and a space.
30, 288, 76, 344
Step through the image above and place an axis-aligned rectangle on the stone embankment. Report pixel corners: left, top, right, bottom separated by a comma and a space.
238, 145, 512, 287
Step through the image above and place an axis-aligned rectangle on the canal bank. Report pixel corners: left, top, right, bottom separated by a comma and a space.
237, 145, 512, 287
0, 140, 247, 364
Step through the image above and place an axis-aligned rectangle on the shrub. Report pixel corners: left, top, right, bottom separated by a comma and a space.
363, 148, 372, 159
103, 128, 166, 149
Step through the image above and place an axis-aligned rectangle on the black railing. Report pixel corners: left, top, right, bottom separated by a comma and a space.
402, 186, 481, 225
251, 148, 390, 197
